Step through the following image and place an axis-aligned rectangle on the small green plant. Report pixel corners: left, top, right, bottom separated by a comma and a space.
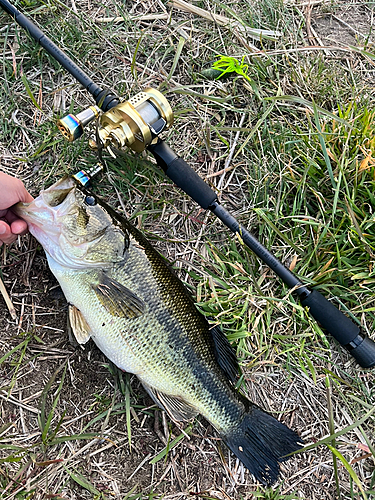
211, 54, 253, 83
252, 486, 300, 499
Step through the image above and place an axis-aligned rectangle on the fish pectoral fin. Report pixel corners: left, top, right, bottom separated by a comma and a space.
142, 383, 198, 422
68, 305, 92, 344
93, 274, 145, 318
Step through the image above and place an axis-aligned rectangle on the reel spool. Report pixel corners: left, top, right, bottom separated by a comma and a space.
57, 88, 173, 152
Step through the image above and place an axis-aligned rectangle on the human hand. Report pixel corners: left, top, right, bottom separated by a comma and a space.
0, 172, 34, 247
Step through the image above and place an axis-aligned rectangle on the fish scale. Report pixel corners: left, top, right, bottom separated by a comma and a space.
15, 177, 303, 485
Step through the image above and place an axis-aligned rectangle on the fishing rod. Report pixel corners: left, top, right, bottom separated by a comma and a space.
1, 0, 375, 368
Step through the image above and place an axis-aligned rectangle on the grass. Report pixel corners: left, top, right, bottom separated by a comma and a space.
1, 0, 375, 498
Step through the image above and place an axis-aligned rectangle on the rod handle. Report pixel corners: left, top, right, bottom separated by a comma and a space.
148, 139, 217, 209
301, 289, 375, 368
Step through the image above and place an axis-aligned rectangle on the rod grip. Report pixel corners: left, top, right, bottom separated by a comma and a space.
301, 289, 375, 368
165, 158, 217, 209
148, 140, 217, 209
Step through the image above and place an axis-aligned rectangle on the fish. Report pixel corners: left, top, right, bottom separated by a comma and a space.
14, 177, 303, 485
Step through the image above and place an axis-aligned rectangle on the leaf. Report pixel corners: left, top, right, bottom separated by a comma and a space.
326, 444, 368, 500
63, 465, 101, 495
0, 340, 28, 365
42, 366, 67, 444
312, 101, 336, 189
167, 37, 185, 81
131, 33, 143, 80
21, 74, 42, 111
38, 363, 67, 433
48, 432, 100, 445
150, 425, 192, 464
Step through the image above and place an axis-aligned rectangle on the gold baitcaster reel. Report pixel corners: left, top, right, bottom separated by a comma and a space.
57, 88, 174, 153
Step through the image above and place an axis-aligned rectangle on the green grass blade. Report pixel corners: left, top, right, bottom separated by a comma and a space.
325, 444, 368, 500
49, 432, 100, 445
150, 424, 192, 464
167, 36, 185, 81
326, 375, 341, 499
63, 465, 101, 496
41, 365, 67, 444
0, 340, 28, 365
38, 363, 67, 435
312, 101, 336, 189
20, 74, 42, 111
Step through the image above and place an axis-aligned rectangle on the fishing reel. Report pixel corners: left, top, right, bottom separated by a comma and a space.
57, 88, 174, 153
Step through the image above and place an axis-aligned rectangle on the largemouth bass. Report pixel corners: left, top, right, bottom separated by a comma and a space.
15, 177, 302, 484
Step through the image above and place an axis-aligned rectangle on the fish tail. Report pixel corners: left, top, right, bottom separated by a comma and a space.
222, 403, 303, 485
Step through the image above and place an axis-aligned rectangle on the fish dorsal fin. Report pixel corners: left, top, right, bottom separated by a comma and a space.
142, 383, 198, 422
209, 325, 240, 383
68, 305, 92, 344
93, 273, 145, 319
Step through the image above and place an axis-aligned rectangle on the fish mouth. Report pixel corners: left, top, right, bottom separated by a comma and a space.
13, 177, 76, 223
40, 177, 76, 208
12, 178, 77, 245
12, 201, 56, 244
12, 201, 33, 221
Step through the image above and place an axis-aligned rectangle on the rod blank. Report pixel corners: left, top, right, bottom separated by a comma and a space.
0, 0, 119, 111
148, 139, 375, 369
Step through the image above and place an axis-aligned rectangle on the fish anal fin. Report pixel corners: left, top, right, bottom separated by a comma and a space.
210, 325, 240, 383
93, 273, 145, 319
142, 383, 198, 422
68, 305, 92, 345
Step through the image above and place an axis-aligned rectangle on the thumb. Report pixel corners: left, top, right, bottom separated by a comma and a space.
17, 188, 34, 204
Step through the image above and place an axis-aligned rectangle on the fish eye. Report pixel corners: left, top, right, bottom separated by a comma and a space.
84, 195, 97, 206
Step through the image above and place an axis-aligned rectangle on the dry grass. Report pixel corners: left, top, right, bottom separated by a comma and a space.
1, 0, 375, 499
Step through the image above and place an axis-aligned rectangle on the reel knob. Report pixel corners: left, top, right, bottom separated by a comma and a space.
57, 106, 101, 142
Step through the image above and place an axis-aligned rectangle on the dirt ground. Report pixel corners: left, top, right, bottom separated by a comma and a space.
1, 1, 375, 499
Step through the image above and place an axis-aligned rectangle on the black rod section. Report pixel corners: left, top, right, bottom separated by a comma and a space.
147, 139, 310, 296
148, 139, 375, 368
209, 201, 309, 295
0, 0, 120, 111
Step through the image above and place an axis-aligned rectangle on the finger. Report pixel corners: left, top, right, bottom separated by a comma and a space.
0, 221, 10, 238
0, 221, 18, 245
5, 210, 21, 224
10, 219, 29, 236
9, 176, 34, 204
4, 210, 18, 224
23, 192, 34, 203
7, 211, 32, 236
